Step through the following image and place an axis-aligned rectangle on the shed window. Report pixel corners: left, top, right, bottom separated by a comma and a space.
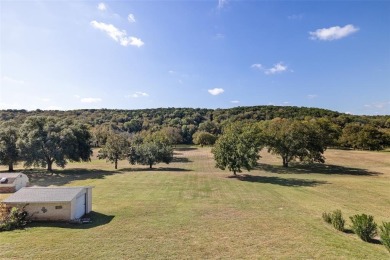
55, 206, 62, 209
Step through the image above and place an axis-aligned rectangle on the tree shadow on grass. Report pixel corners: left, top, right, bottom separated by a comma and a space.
22, 168, 120, 187
174, 147, 198, 152
118, 167, 192, 172
27, 211, 114, 230
228, 174, 328, 187
172, 157, 192, 163
257, 163, 382, 176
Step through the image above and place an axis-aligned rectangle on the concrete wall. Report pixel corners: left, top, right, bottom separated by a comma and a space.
7, 202, 72, 221
86, 187, 92, 213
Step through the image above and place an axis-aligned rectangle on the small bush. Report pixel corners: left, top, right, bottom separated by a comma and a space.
379, 222, 390, 252
0, 203, 29, 232
331, 210, 345, 232
350, 214, 377, 242
322, 212, 332, 224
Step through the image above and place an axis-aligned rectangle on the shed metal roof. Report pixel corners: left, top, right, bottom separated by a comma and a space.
3, 187, 90, 203
0, 173, 25, 184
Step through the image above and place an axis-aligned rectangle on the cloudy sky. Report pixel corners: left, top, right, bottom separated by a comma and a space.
1, 1, 389, 115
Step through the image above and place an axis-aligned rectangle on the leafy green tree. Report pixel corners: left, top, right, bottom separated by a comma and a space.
129, 141, 173, 169
18, 116, 92, 171
192, 131, 217, 146
0, 121, 19, 171
212, 122, 262, 175
261, 119, 328, 167
339, 123, 389, 150
123, 119, 142, 133
98, 132, 131, 169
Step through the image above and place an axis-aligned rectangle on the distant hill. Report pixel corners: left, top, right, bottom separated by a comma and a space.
1, 105, 389, 131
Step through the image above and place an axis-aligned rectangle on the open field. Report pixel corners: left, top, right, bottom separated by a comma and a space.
1, 147, 390, 259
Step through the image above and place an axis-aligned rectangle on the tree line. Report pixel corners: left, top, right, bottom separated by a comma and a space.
0, 116, 174, 171
1, 106, 389, 171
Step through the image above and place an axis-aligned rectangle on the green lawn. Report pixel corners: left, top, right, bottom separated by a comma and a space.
1, 147, 389, 259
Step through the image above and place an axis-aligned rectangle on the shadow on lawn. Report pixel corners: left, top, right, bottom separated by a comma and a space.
174, 147, 198, 152
228, 174, 328, 187
23, 168, 120, 187
118, 167, 192, 172
27, 211, 114, 229
172, 157, 192, 163
257, 163, 381, 176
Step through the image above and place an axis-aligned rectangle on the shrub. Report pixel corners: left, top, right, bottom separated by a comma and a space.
322, 212, 332, 224
350, 214, 377, 242
0, 203, 29, 232
331, 210, 345, 232
379, 222, 390, 252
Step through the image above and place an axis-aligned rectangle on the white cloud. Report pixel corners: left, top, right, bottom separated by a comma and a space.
41, 98, 50, 102
90, 21, 144, 47
231, 100, 240, 104
265, 63, 287, 75
215, 33, 225, 39
307, 94, 318, 99
128, 14, 136, 23
218, 0, 227, 9
251, 64, 263, 70
97, 3, 107, 11
126, 92, 149, 98
1, 76, 25, 85
80, 97, 102, 103
74, 95, 81, 99
288, 14, 303, 20
45, 106, 63, 110
309, 24, 359, 41
208, 88, 224, 96
364, 101, 390, 109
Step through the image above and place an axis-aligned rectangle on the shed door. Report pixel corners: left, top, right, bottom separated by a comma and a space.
75, 193, 86, 219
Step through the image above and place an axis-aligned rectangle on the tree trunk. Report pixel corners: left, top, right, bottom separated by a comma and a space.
233, 170, 237, 176
149, 163, 153, 169
282, 157, 289, 167
47, 160, 53, 171
8, 162, 14, 172
115, 159, 118, 169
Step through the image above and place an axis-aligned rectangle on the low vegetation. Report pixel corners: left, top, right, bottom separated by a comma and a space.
0, 203, 29, 232
380, 222, 390, 252
350, 214, 378, 242
331, 209, 345, 232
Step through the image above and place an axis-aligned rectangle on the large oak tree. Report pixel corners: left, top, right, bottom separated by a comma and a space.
18, 117, 92, 171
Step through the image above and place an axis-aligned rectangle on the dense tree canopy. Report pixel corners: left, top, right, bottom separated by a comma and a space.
260, 119, 332, 167
129, 141, 173, 169
0, 106, 388, 153
0, 121, 19, 171
98, 132, 131, 169
17, 117, 92, 171
339, 123, 389, 150
212, 123, 262, 175
192, 131, 217, 146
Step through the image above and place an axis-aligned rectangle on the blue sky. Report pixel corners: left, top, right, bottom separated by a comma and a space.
1, 0, 389, 115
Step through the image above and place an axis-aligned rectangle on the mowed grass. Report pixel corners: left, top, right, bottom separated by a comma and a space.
1, 147, 389, 259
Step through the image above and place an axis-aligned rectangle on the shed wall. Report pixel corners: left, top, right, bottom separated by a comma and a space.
7, 202, 71, 221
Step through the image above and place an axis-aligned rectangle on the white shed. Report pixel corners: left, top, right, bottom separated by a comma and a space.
0, 172, 29, 193
3, 186, 93, 221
